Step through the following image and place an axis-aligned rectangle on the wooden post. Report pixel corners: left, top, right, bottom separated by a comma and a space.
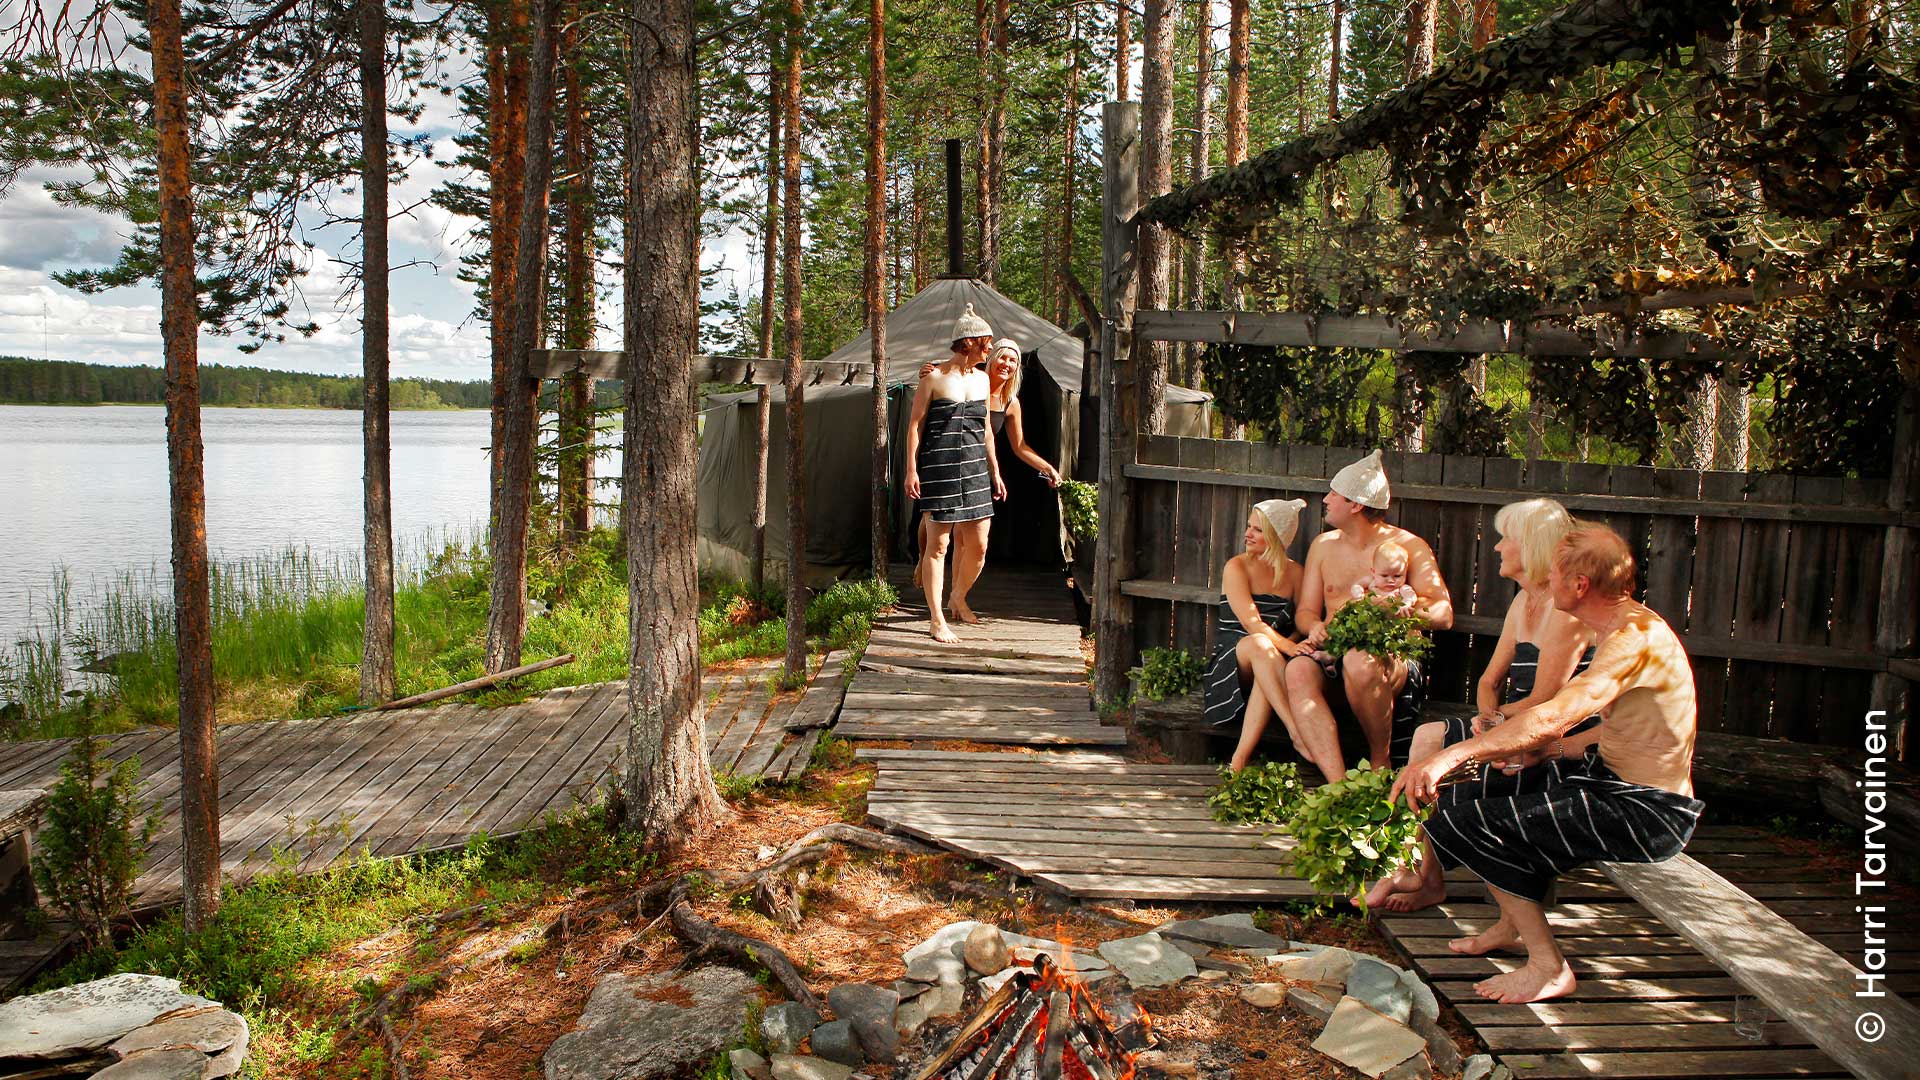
1873, 382, 1919, 759
1092, 102, 1140, 708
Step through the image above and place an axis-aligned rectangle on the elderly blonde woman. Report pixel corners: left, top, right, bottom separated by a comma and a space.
1202, 498, 1310, 773
1362, 497, 1595, 912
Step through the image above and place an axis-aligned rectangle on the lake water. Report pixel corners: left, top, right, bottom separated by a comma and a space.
1, 405, 502, 650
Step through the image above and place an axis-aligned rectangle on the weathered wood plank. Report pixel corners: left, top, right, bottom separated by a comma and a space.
1597, 853, 1920, 1080
1132, 309, 1747, 364
1488, 1049, 1843, 1078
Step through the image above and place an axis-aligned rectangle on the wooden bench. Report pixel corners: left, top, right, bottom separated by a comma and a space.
1131, 689, 1470, 772
0, 789, 48, 932
1600, 854, 1920, 1080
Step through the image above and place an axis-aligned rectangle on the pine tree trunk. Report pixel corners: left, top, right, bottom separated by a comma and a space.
1470, 0, 1497, 47
1218, 0, 1247, 437
754, 38, 782, 594
488, 4, 530, 501
560, 0, 596, 541
622, 0, 727, 845
1115, 0, 1130, 100
910, 148, 927, 291
867, 0, 890, 577
1848, 0, 1878, 62
1714, 364, 1749, 470
1056, 8, 1080, 325
487, 0, 557, 674
149, 0, 219, 930
360, 0, 395, 704
1328, 0, 1343, 120
1407, 0, 1435, 80
1182, 5, 1211, 385
1136, 0, 1173, 433
782, 0, 809, 680
985, 0, 1006, 285
974, 0, 993, 281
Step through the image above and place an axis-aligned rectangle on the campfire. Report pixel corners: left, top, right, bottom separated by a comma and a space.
911, 953, 1152, 1080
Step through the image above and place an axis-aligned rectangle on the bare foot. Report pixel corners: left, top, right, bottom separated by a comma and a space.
1361, 866, 1424, 910
1474, 960, 1577, 1004
951, 598, 981, 624
1376, 876, 1447, 913
929, 620, 960, 644
1449, 919, 1522, 956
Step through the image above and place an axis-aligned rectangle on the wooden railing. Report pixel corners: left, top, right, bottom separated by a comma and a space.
1118, 435, 1917, 761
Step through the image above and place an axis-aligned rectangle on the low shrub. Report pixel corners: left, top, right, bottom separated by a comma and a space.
1128, 647, 1205, 702
32, 735, 162, 950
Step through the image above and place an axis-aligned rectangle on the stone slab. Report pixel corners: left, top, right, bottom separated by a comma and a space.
0, 974, 217, 1059
542, 967, 757, 1080
1095, 933, 1197, 989
1310, 997, 1426, 1079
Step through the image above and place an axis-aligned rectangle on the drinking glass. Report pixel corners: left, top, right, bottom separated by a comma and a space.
1733, 992, 1766, 1041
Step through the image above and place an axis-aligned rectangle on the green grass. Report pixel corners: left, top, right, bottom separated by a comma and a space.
35, 805, 656, 1078
3, 528, 897, 741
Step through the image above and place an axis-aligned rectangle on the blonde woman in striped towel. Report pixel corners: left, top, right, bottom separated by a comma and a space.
904, 305, 1005, 643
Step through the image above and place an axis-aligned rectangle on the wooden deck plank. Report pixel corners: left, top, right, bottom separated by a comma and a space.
369, 701, 543, 858
1477, 1024, 1813, 1051
1489, 1049, 1845, 1078
412, 688, 594, 853
465, 683, 627, 839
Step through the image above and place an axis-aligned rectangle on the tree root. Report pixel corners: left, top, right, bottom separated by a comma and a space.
668, 901, 823, 1014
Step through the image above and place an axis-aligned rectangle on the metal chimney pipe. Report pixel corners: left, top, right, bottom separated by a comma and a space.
945, 138, 964, 277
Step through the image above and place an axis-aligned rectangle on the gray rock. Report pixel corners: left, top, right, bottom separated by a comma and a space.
1242, 947, 1280, 958
1347, 957, 1413, 1025
1400, 969, 1440, 1025
1285, 985, 1340, 1024
1410, 1011, 1461, 1077
1309, 997, 1426, 1078
892, 979, 933, 1002
1167, 937, 1211, 958
110, 1006, 248, 1058
1095, 933, 1197, 989
1463, 1053, 1496, 1080
918, 982, 966, 1020
1239, 983, 1287, 1008
903, 923, 977, 986
89, 1048, 210, 1080
0, 974, 216, 1059
1382, 1055, 1434, 1080
111, 1006, 249, 1078
542, 967, 757, 1080
893, 997, 929, 1037
978, 967, 1021, 996
731, 1048, 773, 1080
827, 984, 898, 1062
770, 1054, 854, 1080
1267, 946, 1355, 987
962, 925, 1010, 975
761, 1002, 819, 1056
809, 1020, 865, 1067
1154, 916, 1285, 952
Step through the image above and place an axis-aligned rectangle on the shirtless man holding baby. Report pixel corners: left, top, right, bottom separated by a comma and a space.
1285, 450, 1454, 780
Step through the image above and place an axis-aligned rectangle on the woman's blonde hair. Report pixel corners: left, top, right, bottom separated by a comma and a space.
988, 339, 1022, 403
1252, 498, 1305, 574
1493, 498, 1576, 586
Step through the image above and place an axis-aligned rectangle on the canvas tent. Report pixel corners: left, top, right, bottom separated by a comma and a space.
696, 276, 1211, 582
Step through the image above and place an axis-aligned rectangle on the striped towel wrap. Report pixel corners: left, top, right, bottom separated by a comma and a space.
917, 397, 993, 524
1202, 593, 1295, 728
1423, 747, 1703, 904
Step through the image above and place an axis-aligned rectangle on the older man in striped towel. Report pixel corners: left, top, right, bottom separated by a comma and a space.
1388, 524, 1703, 1005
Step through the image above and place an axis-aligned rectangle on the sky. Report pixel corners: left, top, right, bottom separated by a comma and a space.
0, 56, 764, 381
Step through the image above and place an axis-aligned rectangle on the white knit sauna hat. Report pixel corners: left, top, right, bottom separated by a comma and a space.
951, 303, 993, 343
1330, 449, 1391, 509
1255, 498, 1307, 547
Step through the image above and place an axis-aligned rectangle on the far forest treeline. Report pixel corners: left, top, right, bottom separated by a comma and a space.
0, 357, 511, 410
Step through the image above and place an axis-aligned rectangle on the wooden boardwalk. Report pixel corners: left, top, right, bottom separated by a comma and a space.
0, 661, 830, 934
849, 564, 1914, 1077
838, 566, 1120, 747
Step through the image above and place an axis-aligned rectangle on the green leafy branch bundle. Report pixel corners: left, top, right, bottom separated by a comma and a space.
1322, 595, 1431, 665
1208, 762, 1307, 826
1057, 480, 1098, 545
1128, 647, 1205, 702
1284, 763, 1429, 907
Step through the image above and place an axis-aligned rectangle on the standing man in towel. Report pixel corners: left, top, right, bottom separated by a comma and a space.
1388, 524, 1703, 1004
1285, 450, 1454, 776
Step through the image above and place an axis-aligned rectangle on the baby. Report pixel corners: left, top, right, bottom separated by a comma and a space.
1352, 541, 1418, 613
1311, 542, 1418, 678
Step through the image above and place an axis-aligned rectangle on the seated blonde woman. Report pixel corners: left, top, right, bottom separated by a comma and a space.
1364, 497, 1595, 913
1202, 498, 1310, 773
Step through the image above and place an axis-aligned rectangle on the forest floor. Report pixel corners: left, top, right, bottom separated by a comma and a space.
30, 728, 1474, 1080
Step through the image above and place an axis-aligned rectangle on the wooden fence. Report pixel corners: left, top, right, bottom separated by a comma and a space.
1118, 435, 1916, 760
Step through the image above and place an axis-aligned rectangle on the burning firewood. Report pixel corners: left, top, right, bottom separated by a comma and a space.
911, 954, 1151, 1080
